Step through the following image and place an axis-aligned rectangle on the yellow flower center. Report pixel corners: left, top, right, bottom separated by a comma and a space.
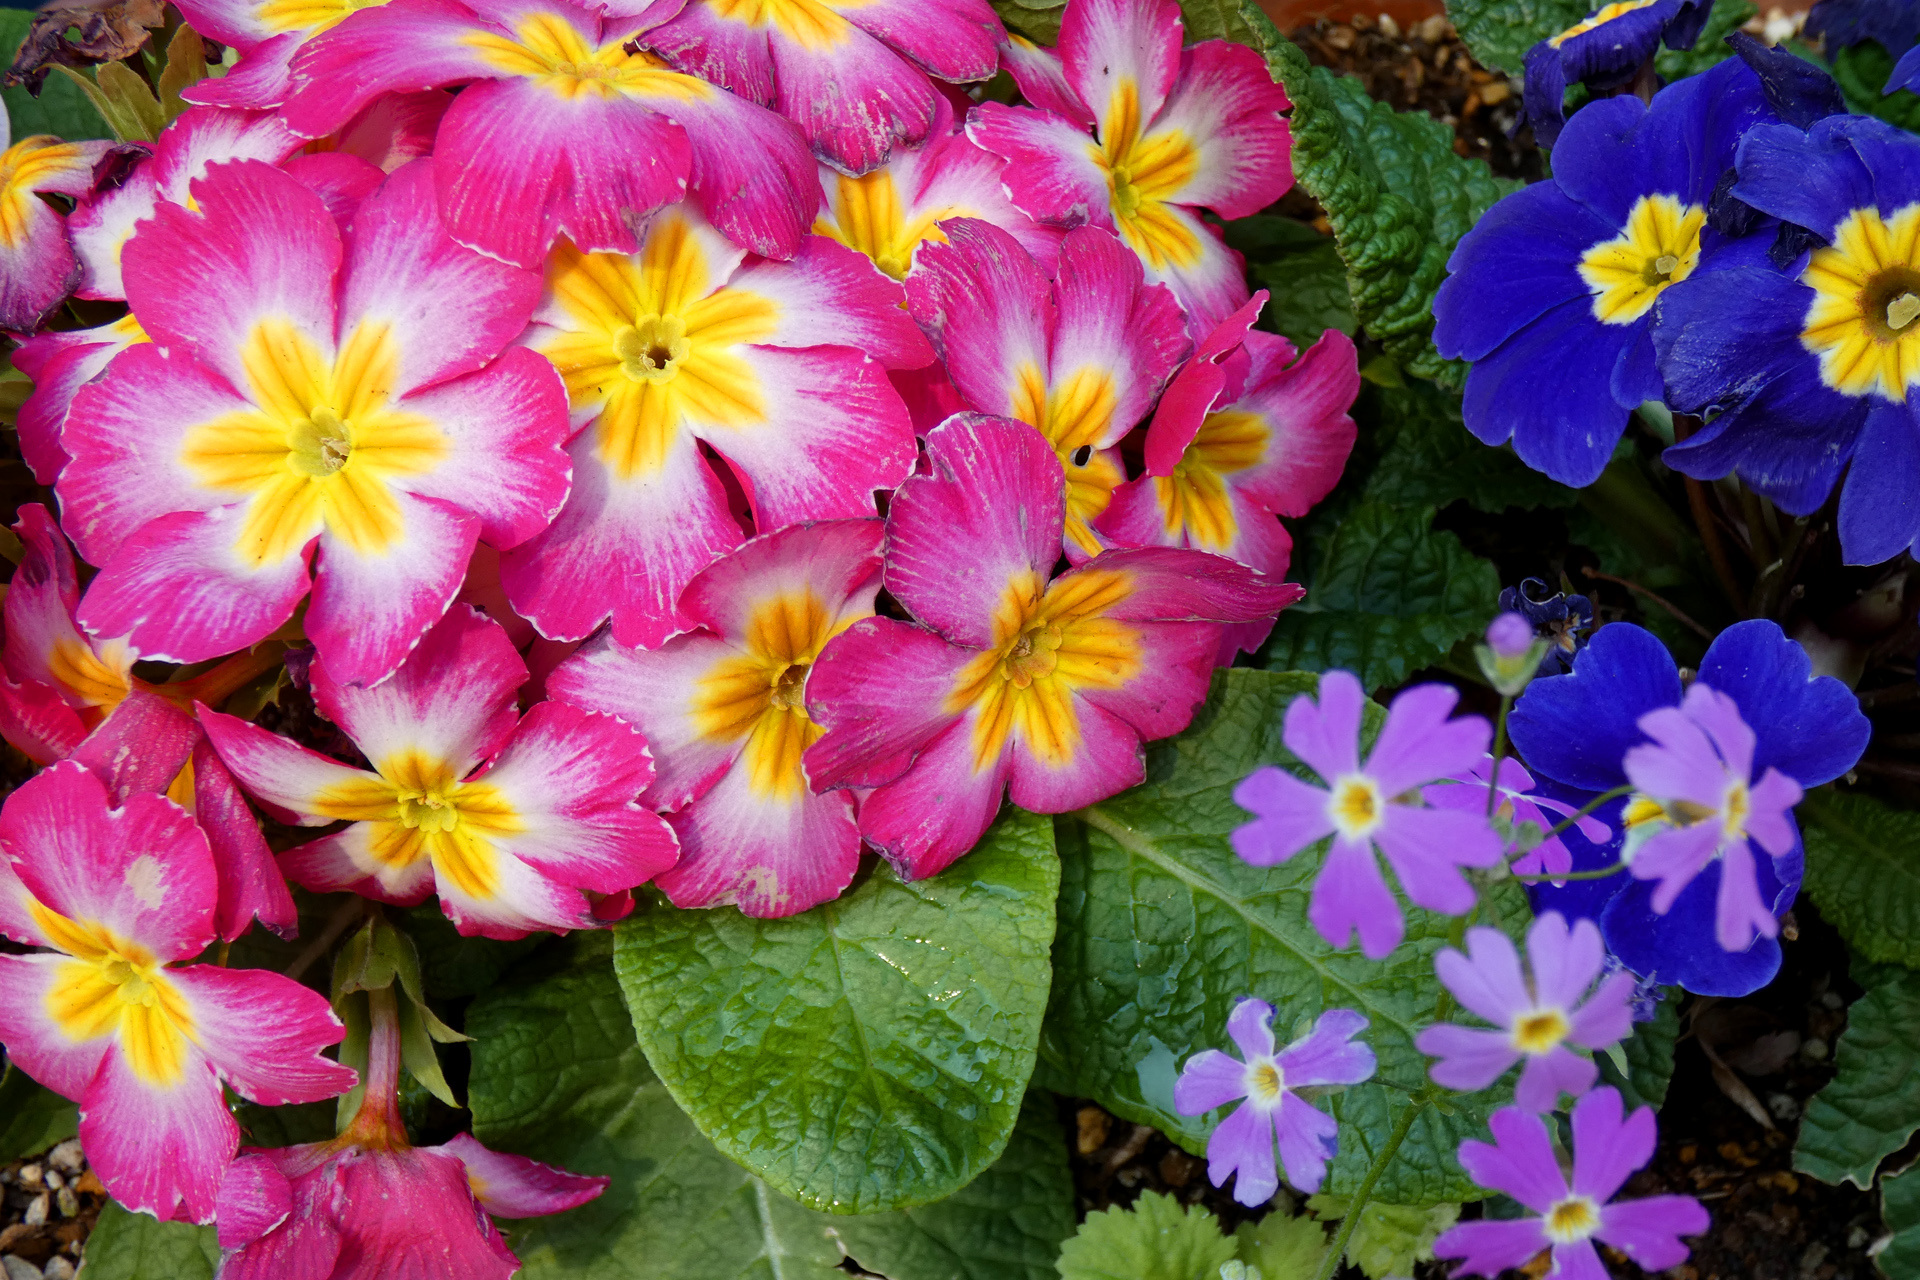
1510, 1008, 1571, 1055
1008, 363, 1126, 555
1246, 1058, 1285, 1103
1544, 1195, 1602, 1244
465, 14, 714, 103
288, 405, 353, 478
1327, 774, 1385, 840
1801, 205, 1920, 401
1156, 410, 1269, 553
310, 750, 526, 900
33, 902, 197, 1087
614, 315, 690, 384
1089, 78, 1200, 270
815, 168, 952, 281
1578, 193, 1705, 325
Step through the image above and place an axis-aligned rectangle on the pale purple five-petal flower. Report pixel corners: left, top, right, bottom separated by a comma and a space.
1621, 683, 1803, 951
1231, 670, 1503, 958
1422, 755, 1611, 881
1173, 999, 1376, 1207
1416, 913, 1634, 1111
1435, 1087, 1709, 1280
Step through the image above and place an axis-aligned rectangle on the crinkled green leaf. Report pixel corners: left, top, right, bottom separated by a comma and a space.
1795, 962, 1920, 1188
1880, 1160, 1920, 1280
1361, 380, 1580, 513
1256, 11, 1519, 384
80, 1201, 220, 1279
1307, 1193, 1459, 1278
1831, 40, 1920, 134
0, 1064, 77, 1161
1655, 1, 1758, 81
404, 901, 546, 998
1801, 791, 1920, 971
1041, 669, 1531, 1206
0, 10, 112, 141
1055, 1192, 1240, 1280
467, 934, 1074, 1280
1596, 994, 1679, 1112
1225, 216, 1358, 354
989, 0, 1065, 43
1233, 1212, 1330, 1279
1442, 0, 1585, 74
612, 809, 1058, 1214
1257, 501, 1500, 691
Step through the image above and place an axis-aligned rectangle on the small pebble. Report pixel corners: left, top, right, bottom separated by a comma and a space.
1850, 1226, 1872, 1249
1768, 1092, 1802, 1121
1821, 991, 1845, 1011
41, 1260, 74, 1280
1802, 1037, 1830, 1062
21, 1192, 48, 1228
0, 1258, 36, 1280
54, 1189, 78, 1220
45, 1142, 82, 1175
15, 1167, 42, 1191
41, 1172, 60, 1193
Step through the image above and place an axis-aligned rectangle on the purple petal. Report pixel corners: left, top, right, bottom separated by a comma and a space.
1437, 926, 1529, 1026
1309, 836, 1403, 958
1714, 838, 1779, 952
1680, 683, 1756, 781
1366, 683, 1490, 795
1527, 912, 1604, 1011
1514, 1046, 1597, 1112
1745, 767, 1803, 854
1272, 1092, 1338, 1194
1375, 805, 1503, 915
1282, 670, 1363, 782
1206, 1099, 1279, 1207
1433, 1217, 1551, 1276
1632, 822, 1723, 912
1569, 973, 1636, 1051
1512, 832, 1575, 880
1623, 707, 1727, 808
1570, 1086, 1656, 1201
1175, 1048, 1250, 1116
1277, 1008, 1375, 1086
1550, 1239, 1612, 1280
1416, 1023, 1519, 1092
1231, 768, 1334, 866
1597, 1195, 1711, 1270
1227, 996, 1276, 1062
1459, 1108, 1569, 1211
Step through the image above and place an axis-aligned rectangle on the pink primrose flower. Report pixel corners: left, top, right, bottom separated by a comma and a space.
58, 157, 572, 686
550, 520, 883, 918
501, 202, 928, 648
1620, 681, 1805, 951
1435, 1088, 1709, 1280
0, 113, 118, 332
201, 606, 679, 938
803, 413, 1300, 878
0, 762, 354, 1223
279, 0, 821, 269
629, 0, 1003, 174
968, 0, 1292, 333
1416, 913, 1635, 1111
1172, 999, 1375, 1205
904, 218, 1190, 560
1231, 670, 1502, 959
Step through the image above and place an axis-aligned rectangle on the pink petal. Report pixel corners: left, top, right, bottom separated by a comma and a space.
854, 714, 1012, 880
1713, 837, 1779, 952
1276, 1008, 1374, 1086
70, 692, 197, 803
1229, 767, 1334, 866
0, 953, 110, 1099
0, 675, 88, 769
169, 964, 354, 1105
1059, 0, 1181, 142
1631, 821, 1724, 914
12, 324, 140, 484
1569, 972, 1637, 1052
278, 824, 437, 905
1596, 1196, 1710, 1270
1142, 40, 1292, 220
1206, 1098, 1278, 1206
1374, 804, 1503, 914
1513, 1046, 1597, 1112
1049, 225, 1191, 441
1433, 1217, 1551, 1277
905, 218, 1057, 429
1435, 926, 1529, 1027
193, 737, 300, 941
1226, 996, 1277, 1062
1745, 768, 1803, 855
1309, 835, 1403, 959
1526, 912, 1605, 1012
1272, 1091, 1338, 1194
198, 707, 382, 825
1459, 1107, 1567, 1212
997, 34, 1092, 126
1367, 682, 1489, 796
1623, 706, 1729, 810
727, 238, 931, 366
80, 1042, 234, 1223
215, 1153, 294, 1251
1005, 694, 1147, 813
435, 1132, 607, 1218
964, 101, 1110, 229
657, 765, 860, 917
1679, 682, 1756, 781
1416, 1023, 1519, 1093
305, 496, 476, 687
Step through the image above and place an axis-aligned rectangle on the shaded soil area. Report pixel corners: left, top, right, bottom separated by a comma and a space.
1, 1142, 105, 1280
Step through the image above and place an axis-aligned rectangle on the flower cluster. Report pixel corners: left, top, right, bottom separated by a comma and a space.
0, 0, 1343, 1259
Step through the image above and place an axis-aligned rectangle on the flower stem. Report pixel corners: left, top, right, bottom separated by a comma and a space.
1486, 694, 1513, 818
1312, 1098, 1427, 1280
342, 985, 408, 1150
1513, 861, 1630, 884
1540, 785, 1633, 840
152, 642, 287, 712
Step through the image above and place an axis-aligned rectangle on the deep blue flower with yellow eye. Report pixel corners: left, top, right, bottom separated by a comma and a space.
1521, 0, 1714, 147
1509, 620, 1868, 997
1433, 56, 1775, 487
1499, 578, 1594, 675
1656, 113, 1920, 564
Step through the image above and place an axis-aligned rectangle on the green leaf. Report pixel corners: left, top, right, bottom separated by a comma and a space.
1042, 668, 1532, 1206
1306, 1194, 1459, 1279
466, 933, 1074, 1280
1795, 962, 1920, 1189
1442, 0, 1585, 74
1880, 1160, 1920, 1280
1831, 40, 1920, 135
1258, 501, 1500, 691
611, 809, 1058, 1215
79, 1201, 220, 1279
1596, 994, 1679, 1111
1800, 791, 1920, 971
1256, 12, 1519, 384
1233, 1212, 1330, 1279
1225, 216, 1358, 355
0, 10, 112, 141
1055, 1192, 1240, 1280
989, 0, 1065, 43
1655, 1, 1758, 81
403, 901, 545, 998
1360, 380, 1580, 513
0, 1064, 77, 1161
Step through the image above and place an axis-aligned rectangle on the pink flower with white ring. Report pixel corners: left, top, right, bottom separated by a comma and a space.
58, 157, 571, 686
0, 761, 354, 1223
201, 606, 679, 939
0, 114, 118, 332
1416, 913, 1635, 1111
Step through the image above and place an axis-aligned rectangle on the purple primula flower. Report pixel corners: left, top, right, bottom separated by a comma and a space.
1416, 913, 1635, 1111
1435, 1087, 1709, 1280
1422, 755, 1612, 882
1620, 683, 1804, 951
1231, 671, 1501, 958
1487, 612, 1535, 659
1173, 999, 1376, 1207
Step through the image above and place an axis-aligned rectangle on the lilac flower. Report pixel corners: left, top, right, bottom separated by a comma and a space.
1487, 612, 1534, 659
1435, 1088, 1708, 1279
1422, 756, 1612, 881
1173, 1000, 1376, 1206
1621, 683, 1804, 951
1232, 671, 1502, 958
1416, 914, 1635, 1111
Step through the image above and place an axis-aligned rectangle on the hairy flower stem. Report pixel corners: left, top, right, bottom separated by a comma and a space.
1542, 785, 1633, 840
1486, 695, 1513, 818
342, 986, 408, 1150
1311, 1098, 1427, 1280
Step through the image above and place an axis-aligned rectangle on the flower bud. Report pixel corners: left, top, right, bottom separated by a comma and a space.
1476, 612, 1550, 695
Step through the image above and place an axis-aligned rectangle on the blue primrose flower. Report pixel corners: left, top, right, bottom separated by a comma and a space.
1521, 0, 1715, 147
1498, 578, 1594, 675
1434, 55, 1778, 487
1656, 113, 1920, 564
1805, 0, 1920, 59
1506, 620, 1869, 997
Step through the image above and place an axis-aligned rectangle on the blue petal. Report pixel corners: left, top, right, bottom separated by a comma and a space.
1733, 118, 1876, 238
1509, 622, 1681, 793
1895, 42, 1920, 95
1601, 872, 1784, 996
1843, 114, 1920, 217
1807, 0, 1920, 54
1610, 326, 1664, 410
1660, 0, 1715, 49
1461, 296, 1640, 486
1728, 31, 1846, 129
1522, 787, 1628, 925
1551, 96, 1678, 225
1434, 182, 1608, 362
1695, 619, 1872, 786
1838, 401, 1920, 566
1654, 261, 1809, 415
1522, 42, 1574, 149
